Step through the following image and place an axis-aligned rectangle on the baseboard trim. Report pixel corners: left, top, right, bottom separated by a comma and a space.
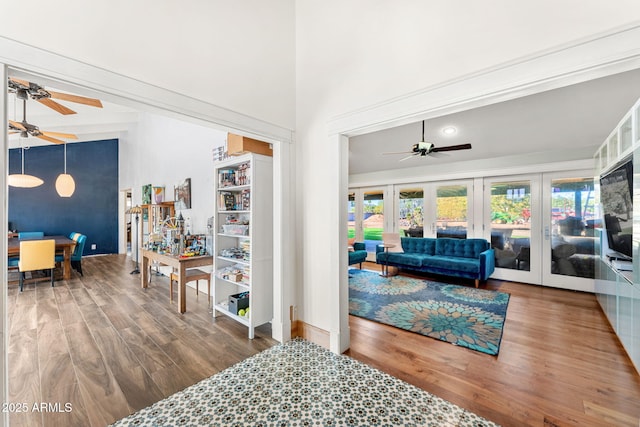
292, 320, 330, 350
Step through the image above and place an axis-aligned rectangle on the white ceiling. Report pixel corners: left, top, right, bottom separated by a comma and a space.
349, 68, 640, 175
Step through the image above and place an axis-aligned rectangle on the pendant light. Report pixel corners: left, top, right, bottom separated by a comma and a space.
55, 142, 75, 197
8, 145, 44, 188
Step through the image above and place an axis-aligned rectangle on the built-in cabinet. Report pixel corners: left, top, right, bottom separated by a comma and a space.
594, 97, 640, 374
212, 153, 273, 339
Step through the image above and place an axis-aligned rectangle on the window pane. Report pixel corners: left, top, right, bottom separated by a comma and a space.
398, 188, 423, 237
551, 177, 596, 278
490, 181, 531, 271
363, 190, 384, 253
436, 185, 467, 239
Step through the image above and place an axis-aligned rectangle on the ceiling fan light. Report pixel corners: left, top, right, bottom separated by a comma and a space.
55, 173, 75, 197
8, 173, 44, 188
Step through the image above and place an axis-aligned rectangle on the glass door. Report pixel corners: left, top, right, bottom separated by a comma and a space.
396, 186, 424, 237
485, 175, 540, 284
435, 183, 471, 239
362, 188, 385, 256
542, 171, 597, 291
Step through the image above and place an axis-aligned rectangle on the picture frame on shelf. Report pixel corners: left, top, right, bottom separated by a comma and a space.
153, 186, 165, 203
142, 184, 152, 205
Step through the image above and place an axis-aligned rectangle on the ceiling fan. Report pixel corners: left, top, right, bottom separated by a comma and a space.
8, 99, 78, 144
383, 120, 472, 161
8, 77, 103, 115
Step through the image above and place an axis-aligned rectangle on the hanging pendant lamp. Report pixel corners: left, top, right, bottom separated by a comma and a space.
55, 143, 75, 197
8, 146, 44, 188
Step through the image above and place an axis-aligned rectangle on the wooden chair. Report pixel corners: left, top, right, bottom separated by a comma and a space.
18, 239, 56, 292
170, 269, 211, 306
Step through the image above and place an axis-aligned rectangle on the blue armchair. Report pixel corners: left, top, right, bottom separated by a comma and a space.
56, 234, 87, 276
348, 242, 368, 268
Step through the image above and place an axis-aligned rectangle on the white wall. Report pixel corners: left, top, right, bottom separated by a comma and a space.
119, 112, 226, 235
294, 2, 640, 340
0, 0, 296, 130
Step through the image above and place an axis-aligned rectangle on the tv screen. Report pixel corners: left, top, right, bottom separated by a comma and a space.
599, 159, 633, 259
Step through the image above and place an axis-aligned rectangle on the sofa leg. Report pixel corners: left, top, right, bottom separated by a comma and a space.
475, 279, 479, 288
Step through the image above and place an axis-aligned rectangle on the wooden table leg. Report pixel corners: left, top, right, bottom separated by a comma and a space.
63, 246, 72, 280
141, 255, 149, 289
178, 265, 186, 313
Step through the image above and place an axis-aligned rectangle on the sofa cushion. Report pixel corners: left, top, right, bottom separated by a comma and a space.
436, 238, 489, 259
384, 252, 425, 267
401, 237, 436, 255
423, 255, 480, 274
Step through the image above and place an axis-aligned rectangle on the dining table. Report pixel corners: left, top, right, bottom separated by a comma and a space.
8, 235, 77, 280
141, 248, 213, 314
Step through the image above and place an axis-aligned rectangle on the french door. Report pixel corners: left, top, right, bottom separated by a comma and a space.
484, 174, 541, 284
541, 170, 596, 292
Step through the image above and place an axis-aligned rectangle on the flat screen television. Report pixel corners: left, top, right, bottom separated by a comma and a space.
599, 158, 633, 260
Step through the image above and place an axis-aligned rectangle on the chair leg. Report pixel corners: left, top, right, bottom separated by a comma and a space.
19, 272, 24, 292
50, 268, 55, 287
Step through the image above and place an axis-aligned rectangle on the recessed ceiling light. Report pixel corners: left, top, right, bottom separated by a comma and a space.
442, 126, 457, 135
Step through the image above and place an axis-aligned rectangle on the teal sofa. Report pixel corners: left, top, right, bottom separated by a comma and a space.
376, 237, 495, 287
348, 242, 368, 268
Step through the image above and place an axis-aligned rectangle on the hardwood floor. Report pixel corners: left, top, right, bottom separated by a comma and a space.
8, 256, 640, 426
7, 254, 276, 427
345, 262, 640, 427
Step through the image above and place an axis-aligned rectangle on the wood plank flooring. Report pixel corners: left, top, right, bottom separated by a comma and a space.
345, 262, 640, 427
8, 256, 640, 426
7, 254, 276, 427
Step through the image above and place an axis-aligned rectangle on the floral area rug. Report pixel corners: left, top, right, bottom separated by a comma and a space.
111, 338, 498, 426
349, 269, 510, 355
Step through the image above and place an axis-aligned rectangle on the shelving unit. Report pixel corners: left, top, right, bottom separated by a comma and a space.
594, 96, 640, 374
140, 201, 175, 246
212, 153, 273, 339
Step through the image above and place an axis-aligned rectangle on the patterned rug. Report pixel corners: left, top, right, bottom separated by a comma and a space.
349, 269, 510, 355
111, 338, 498, 426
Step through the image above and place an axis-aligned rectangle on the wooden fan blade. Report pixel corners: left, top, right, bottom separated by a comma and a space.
8, 77, 30, 88
432, 143, 472, 152
8, 120, 27, 131
36, 134, 65, 144
41, 130, 78, 140
9, 131, 19, 135
48, 90, 103, 108
38, 98, 77, 115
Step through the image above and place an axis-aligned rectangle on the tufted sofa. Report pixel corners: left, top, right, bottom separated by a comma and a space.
376, 237, 495, 287
348, 242, 368, 268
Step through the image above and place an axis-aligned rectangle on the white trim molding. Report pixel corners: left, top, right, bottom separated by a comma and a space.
329, 22, 640, 138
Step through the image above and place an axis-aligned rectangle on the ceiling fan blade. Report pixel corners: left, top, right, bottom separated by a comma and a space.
9, 131, 20, 135
432, 143, 472, 152
8, 77, 30, 88
382, 151, 414, 155
36, 134, 65, 144
48, 90, 103, 108
41, 130, 78, 140
399, 154, 417, 162
37, 98, 77, 115
8, 120, 27, 131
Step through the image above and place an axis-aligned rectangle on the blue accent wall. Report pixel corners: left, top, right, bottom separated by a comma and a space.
8, 139, 119, 255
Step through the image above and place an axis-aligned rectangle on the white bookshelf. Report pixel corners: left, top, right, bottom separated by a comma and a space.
212, 153, 273, 339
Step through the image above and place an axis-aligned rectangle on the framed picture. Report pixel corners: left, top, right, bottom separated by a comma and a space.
142, 184, 152, 205
153, 186, 165, 203
174, 178, 192, 210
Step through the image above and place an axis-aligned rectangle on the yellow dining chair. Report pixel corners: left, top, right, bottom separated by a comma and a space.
18, 239, 56, 292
